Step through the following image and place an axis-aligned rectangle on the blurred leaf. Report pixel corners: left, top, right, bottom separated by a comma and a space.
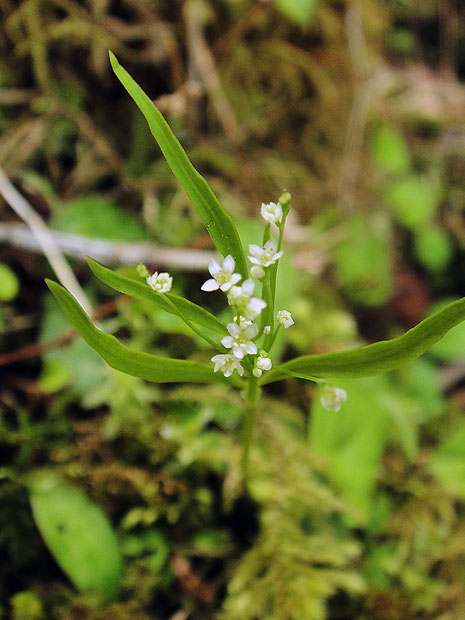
371, 125, 411, 174
334, 215, 392, 306
38, 359, 70, 393
109, 52, 248, 278
429, 423, 465, 498
398, 358, 444, 420
39, 295, 105, 396
261, 295, 465, 384
0, 263, 19, 301
29, 474, 122, 603
10, 591, 44, 620
51, 196, 146, 241
46, 280, 238, 386
414, 224, 452, 272
122, 529, 169, 574
309, 377, 391, 520
88, 258, 227, 337
191, 529, 231, 555
385, 175, 440, 230
275, 0, 318, 24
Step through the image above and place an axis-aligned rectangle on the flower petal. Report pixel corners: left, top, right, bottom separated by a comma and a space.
221, 336, 234, 348
201, 279, 220, 292
209, 260, 221, 277
222, 255, 235, 273
248, 245, 262, 257
242, 279, 255, 296
245, 342, 258, 355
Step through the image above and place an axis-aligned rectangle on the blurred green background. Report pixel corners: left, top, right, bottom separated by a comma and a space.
2, 0, 465, 618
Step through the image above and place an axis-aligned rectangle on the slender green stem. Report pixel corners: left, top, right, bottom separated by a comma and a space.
241, 374, 259, 483
265, 323, 281, 352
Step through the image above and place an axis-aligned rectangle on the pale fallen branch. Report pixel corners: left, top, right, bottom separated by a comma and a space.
0, 222, 216, 271
0, 167, 92, 313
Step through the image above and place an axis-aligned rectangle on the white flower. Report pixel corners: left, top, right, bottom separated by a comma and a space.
250, 265, 265, 280
248, 239, 283, 268
320, 385, 347, 412
253, 351, 272, 378
227, 279, 266, 319
261, 201, 283, 225
211, 353, 244, 378
221, 322, 258, 359
276, 309, 294, 328
201, 255, 241, 292
256, 353, 272, 371
263, 325, 271, 335
146, 271, 173, 293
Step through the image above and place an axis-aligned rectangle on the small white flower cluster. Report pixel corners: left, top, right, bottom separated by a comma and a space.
147, 271, 173, 293
320, 385, 347, 412
201, 199, 294, 378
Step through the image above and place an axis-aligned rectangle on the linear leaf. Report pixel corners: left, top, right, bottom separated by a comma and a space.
46, 280, 239, 386
260, 296, 465, 384
109, 51, 248, 277
87, 257, 227, 338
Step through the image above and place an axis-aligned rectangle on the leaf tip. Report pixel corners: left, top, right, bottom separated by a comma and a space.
108, 50, 118, 71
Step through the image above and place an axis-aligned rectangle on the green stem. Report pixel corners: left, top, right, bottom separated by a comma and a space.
241, 374, 259, 484
265, 323, 281, 352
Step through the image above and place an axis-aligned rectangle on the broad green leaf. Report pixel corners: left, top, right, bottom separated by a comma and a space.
333, 215, 392, 307
428, 423, 465, 498
87, 257, 227, 338
109, 51, 248, 277
276, 0, 318, 24
51, 195, 146, 241
260, 295, 465, 384
29, 473, 122, 603
46, 280, 240, 386
414, 224, 452, 272
0, 262, 19, 301
385, 175, 440, 230
39, 294, 105, 396
309, 377, 391, 521
371, 125, 411, 175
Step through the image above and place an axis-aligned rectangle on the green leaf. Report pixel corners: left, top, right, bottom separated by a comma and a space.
276, 0, 318, 25
385, 175, 440, 230
109, 51, 248, 277
428, 423, 465, 498
46, 280, 239, 386
29, 474, 122, 603
371, 125, 411, 175
87, 258, 227, 338
309, 377, 391, 521
0, 262, 19, 301
51, 196, 146, 241
333, 215, 392, 307
260, 295, 465, 384
414, 224, 452, 272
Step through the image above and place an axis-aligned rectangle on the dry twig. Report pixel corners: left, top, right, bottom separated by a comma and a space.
0, 167, 92, 313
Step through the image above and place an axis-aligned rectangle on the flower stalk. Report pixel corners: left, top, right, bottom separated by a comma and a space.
241, 373, 260, 482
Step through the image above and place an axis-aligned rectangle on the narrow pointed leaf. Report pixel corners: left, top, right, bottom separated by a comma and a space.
46, 280, 239, 386
259, 296, 465, 384
109, 51, 248, 277
87, 257, 227, 338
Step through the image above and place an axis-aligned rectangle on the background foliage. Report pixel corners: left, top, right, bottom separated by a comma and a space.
2, 0, 465, 618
